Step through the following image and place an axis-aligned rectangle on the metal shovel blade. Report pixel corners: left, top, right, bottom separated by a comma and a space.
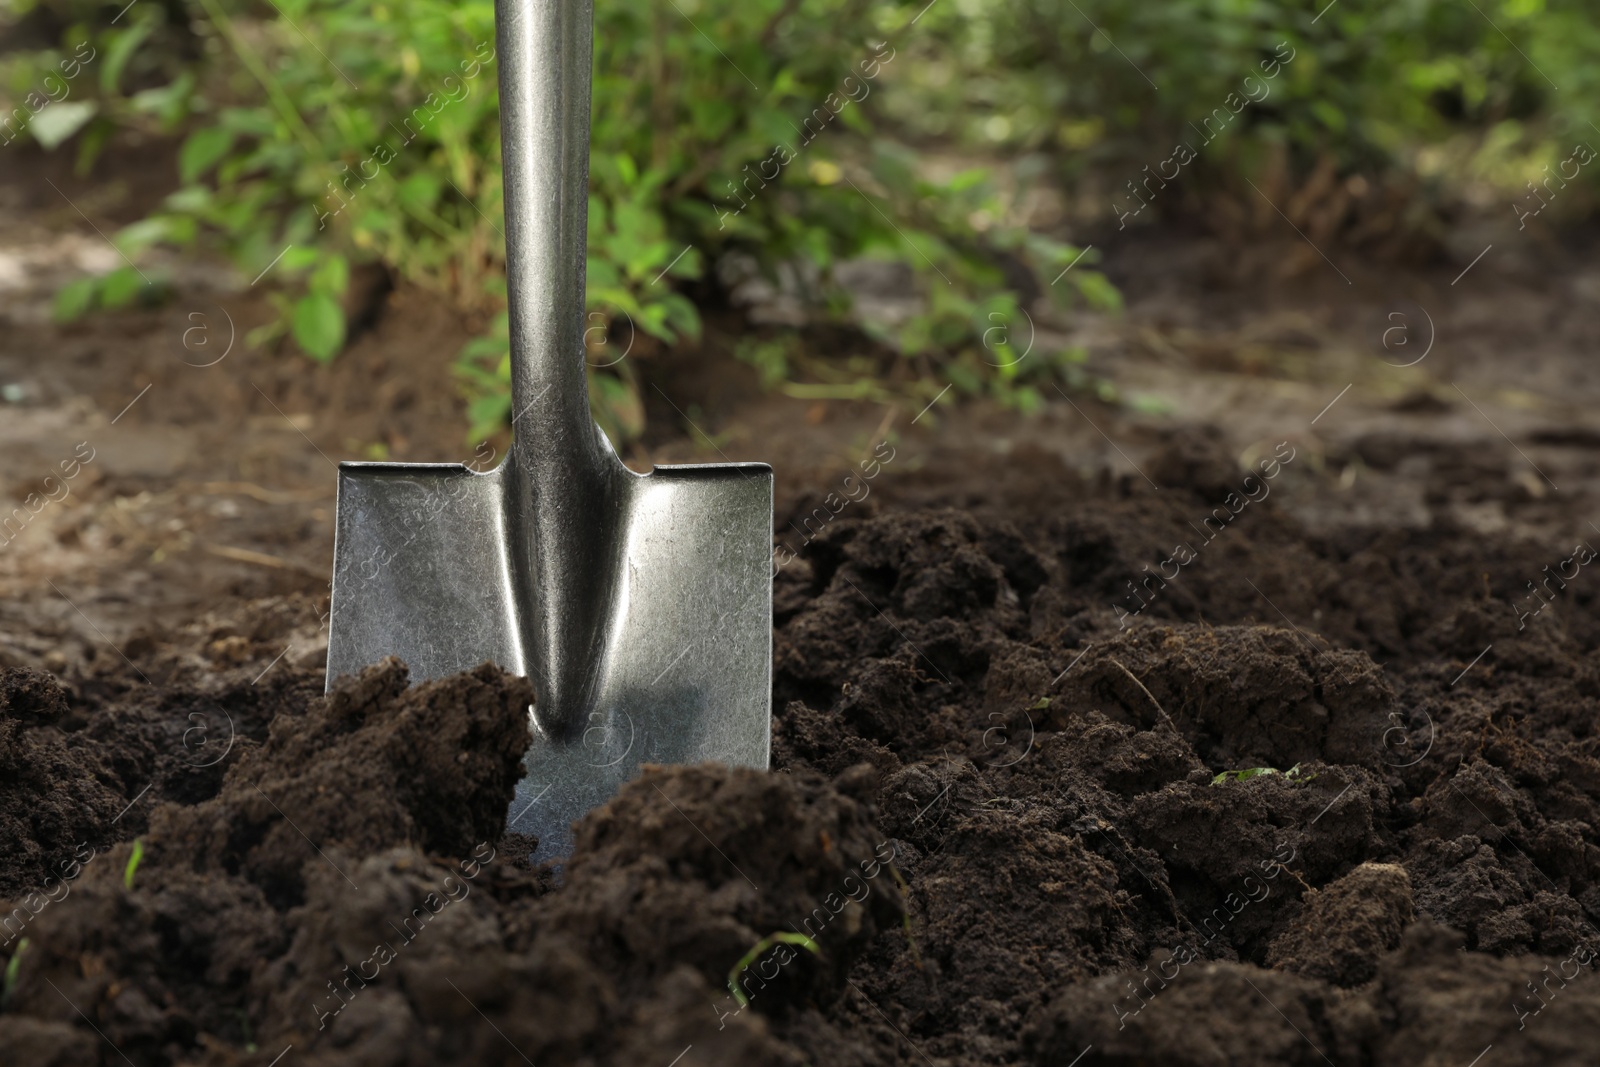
324, 0, 773, 861
326, 458, 772, 860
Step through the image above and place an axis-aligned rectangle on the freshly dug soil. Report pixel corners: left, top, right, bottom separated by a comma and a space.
0, 657, 900, 1066
4, 428, 1600, 1066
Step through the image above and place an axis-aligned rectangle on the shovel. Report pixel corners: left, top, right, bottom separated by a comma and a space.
324, 0, 773, 861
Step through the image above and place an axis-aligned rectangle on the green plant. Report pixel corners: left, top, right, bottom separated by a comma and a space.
1, 0, 199, 167
25, 0, 1116, 445
896, 0, 1600, 216
236, 1009, 258, 1053
123, 837, 144, 888
734, 335, 796, 392
1210, 762, 1312, 786
2, 938, 26, 1004
727, 930, 819, 1008
884, 861, 922, 969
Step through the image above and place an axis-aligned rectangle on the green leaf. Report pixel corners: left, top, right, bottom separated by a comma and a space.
586, 255, 622, 288
398, 172, 443, 212
291, 293, 346, 362
99, 267, 147, 310
615, 152, 638, 185
1127, 392, 1174, 416
163, 185, 212, 213
53, 276, 99, 322
660, 293, 701, 341
459, 335, 508, 362
165, 217, 194, 250
1068, 271, 1122, 312
1311, 100, 1347, 133
116, 217, 170, 256
670, 247, 702, 280
179, 127, 236, 183
102, 17, 158, 94
123, 839, 144, 889
129, 71, 197, 127
72, 118, 113, 175
735, 337, 791, 390
946, 167, 988, 193
2, 938, 26, 1003
29, 101, 97, 150
219, 106, 277, 139
1211, 766, 1280, 786
281, 246, 321, 274
727, 932, 820, 1009
309, 254, 350, 296
466, 393, 511, 443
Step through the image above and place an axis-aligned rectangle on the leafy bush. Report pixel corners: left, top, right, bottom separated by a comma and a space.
1, 0, 199, 166
12, 0, 1113, 443
12, 0, 1600, 435
896, 0, 1600, 222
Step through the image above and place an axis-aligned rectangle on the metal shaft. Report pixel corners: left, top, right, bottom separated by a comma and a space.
494, 0, 621, 740
496, 0, 597, 449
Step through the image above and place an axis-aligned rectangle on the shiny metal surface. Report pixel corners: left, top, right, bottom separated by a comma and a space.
325, 0, 773, 861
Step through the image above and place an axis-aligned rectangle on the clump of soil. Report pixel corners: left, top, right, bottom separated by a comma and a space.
1266, 861, 1414, 985
0, 667, 126, 899
5, 427, 1600, 1065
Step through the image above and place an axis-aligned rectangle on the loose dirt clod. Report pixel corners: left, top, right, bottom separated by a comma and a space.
1267, 861, 1415, 985
0, 667, 125, 899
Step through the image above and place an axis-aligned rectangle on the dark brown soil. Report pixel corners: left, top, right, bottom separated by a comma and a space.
5, 419, 1600, 1066
0, 655, 902, 1066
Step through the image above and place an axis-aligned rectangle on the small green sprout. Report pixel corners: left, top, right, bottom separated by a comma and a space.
1211, 763, 1312, 786
886, 862, 923, 970
124, 839, 145, 889
727, 931, 819, 1008
3, 938, 27, 1003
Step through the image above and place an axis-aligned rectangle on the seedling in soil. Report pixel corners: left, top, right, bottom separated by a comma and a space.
1210, 763, 1313, 786
728, 932, 819, 1007
3, 938, 27, 1004
237, 1009, 258, 1053
886, 862, 924, 970
124, 839, 145, 889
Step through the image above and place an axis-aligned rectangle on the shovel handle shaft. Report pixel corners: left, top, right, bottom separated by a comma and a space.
493, 0, 620, 734
496, 0, 601, 465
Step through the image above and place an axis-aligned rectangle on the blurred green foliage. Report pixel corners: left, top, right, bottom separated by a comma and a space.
5, 0, 1597, 441
896, 0, 1600, 207
6, 0, 1108, 442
